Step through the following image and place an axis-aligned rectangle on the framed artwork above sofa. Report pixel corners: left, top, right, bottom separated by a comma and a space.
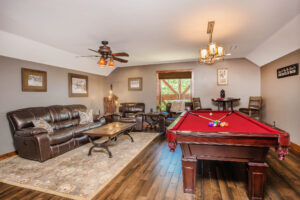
21, 68, 47, 92
128, 77, 143, 91
68, 73, 88, 97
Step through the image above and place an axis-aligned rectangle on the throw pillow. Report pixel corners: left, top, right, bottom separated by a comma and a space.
170, 100, 185, 113
32, 119, 53, 133
79, 110, 93, 124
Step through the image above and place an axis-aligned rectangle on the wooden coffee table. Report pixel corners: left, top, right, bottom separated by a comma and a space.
83, 122, 136, 158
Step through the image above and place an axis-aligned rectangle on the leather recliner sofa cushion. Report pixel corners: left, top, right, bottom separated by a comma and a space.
48, 105, 71, 122
119, 117, 137, 123
48, 127, 74, 145
9, 107, 52, 130
51, 119, 78, 130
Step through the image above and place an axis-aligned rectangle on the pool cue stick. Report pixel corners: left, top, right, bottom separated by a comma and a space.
217, 111, 234, 121
187, 111, 214, 121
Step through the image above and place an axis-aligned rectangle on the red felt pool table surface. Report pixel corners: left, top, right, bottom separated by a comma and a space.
169, 110, 289, 146
173, 110, 280, 134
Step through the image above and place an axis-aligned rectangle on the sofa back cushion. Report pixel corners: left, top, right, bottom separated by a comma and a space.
119, 103, 145, 114
7, 107, 52, 131
65, 105, 87, 119
48, 105, 71, 122
51, 119, 78, 130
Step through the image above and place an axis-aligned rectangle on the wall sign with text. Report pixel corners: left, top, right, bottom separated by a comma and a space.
277, 63, 298, 79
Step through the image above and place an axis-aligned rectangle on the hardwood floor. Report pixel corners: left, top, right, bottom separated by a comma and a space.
0, 134, 299, 200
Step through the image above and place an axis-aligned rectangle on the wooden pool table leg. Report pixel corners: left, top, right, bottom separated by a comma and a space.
182, 156, 197, 194
248, 162, 268, 200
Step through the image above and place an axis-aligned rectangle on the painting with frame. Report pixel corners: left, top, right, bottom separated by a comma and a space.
128, 77, 143, 91
68, 73, 88, 97
22, 68, 47, 92
217, 68, 228, 86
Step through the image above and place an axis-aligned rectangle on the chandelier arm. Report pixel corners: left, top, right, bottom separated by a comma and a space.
209, 32, 213, 43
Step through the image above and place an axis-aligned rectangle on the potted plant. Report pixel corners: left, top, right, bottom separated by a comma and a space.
156, 105, 161, 112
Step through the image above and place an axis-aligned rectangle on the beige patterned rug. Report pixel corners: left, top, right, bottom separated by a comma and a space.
0, 132, 159, 200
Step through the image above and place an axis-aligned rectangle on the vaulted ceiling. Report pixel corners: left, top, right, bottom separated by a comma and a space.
0, 0, 299, 76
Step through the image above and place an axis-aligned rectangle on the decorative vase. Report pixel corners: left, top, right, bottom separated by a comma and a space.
220, 89, 225, 98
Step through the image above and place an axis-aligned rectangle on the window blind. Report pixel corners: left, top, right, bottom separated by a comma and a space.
158, 71, 192, 79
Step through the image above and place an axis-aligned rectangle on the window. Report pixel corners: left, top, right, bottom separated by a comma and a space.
156, 71, 192, 111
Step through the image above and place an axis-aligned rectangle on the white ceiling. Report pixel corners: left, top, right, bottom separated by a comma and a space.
0, 0, 299, 75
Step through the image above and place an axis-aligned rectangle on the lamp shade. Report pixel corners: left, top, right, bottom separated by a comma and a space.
217, 46, 225, 57
208, 43, 218, 55
200, 49, 208, 59
108, 59, 114, 67
98, 58, 106, 67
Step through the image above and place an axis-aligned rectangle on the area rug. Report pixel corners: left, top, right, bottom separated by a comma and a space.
0, 132, 159, 200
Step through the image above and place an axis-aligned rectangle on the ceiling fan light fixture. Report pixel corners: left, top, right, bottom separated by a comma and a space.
98, 58, 106, 67
108, 59, 114, 67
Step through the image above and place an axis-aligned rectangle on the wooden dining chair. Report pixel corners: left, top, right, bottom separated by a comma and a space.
239, 96, 263, 120
192, 98, 212, 110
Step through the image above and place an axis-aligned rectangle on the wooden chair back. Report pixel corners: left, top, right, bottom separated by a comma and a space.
248, 96, 262, 110
192, 98, 202, 110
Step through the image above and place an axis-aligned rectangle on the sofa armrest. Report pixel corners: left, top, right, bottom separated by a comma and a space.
111, 113, 121, 122
134, 114, 144, 131
14, 132, 51, 162
15, 127, 48, 137
93, 114, 100, 122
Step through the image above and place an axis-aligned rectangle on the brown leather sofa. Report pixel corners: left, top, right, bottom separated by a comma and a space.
7, 104, 106, 162
112, 103, 145, 131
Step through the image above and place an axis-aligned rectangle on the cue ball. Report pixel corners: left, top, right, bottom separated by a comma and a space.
209, 112, 213, 116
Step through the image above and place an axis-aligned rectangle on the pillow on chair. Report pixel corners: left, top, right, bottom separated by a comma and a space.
170, 100, 185, 113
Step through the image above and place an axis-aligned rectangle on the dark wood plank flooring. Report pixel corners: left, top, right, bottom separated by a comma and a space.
0, 134, 299, 200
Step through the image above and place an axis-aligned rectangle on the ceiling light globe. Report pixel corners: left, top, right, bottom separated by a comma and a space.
200, 49, 208, 59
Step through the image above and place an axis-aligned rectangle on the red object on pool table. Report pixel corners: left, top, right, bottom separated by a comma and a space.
167, 110, 290, 200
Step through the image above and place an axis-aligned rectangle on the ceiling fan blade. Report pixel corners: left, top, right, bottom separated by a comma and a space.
112, 52, 129, 57
76, 55, 101, 57
113, 56, 128, 63
88, 49, 99, 53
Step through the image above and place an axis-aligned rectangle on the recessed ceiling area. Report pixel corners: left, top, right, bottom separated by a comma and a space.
0, 0, 299, 76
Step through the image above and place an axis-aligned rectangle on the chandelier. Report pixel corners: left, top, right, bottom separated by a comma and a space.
200, 21, 225, 65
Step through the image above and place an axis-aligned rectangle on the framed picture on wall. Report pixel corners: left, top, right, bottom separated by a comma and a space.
217, 68, 228, 86
128, 77, 143, 91
68, 73, 88, 97
22, 68, 47, 92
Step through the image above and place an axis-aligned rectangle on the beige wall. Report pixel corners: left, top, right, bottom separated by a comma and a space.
107, 58, 261, 112
0, 56, 107, 154
261, 49, 300, 145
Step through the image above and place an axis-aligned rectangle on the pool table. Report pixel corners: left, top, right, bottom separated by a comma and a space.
167, 110, 290, 200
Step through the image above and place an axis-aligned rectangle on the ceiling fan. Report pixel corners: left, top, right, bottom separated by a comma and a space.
80, 41, 129, 67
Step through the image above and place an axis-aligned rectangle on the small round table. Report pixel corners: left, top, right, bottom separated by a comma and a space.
212, 98, 240, 111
